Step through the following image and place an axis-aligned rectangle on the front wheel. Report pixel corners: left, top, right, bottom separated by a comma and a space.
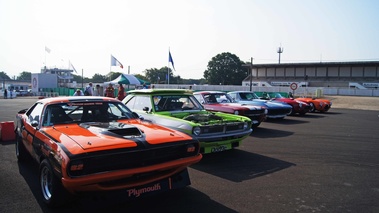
286, 108, 294, 116
252, 122, 261, 128
39, 159, 69, 207
309, 103, 315, 112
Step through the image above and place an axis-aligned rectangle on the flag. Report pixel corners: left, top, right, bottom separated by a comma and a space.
45, 46, 51, 53
111, 55, 124, 69
69, 61, 77, 73
169, 51, 175, 71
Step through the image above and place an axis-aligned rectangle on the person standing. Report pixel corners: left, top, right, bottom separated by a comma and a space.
93, 84, 101, 96
3, 89, 7, 99
84, 82, 93, 96
117, 83, 125, 101
105, 83, 115, 98
73, 89, 84, 96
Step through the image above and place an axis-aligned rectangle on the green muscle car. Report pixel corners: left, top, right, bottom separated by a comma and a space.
123, 89, 252, 154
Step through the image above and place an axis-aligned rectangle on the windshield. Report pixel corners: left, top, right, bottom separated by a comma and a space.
270, 93, 284, 98
42, 101, 135, 126
153, 95, 203, 112
203, 93, 234, 103
239, 92, 259, 100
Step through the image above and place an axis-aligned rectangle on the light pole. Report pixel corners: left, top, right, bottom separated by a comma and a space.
250, 57, 253, 91
277, 46, 284, 64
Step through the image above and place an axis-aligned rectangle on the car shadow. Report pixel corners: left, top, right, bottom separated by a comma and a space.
190, 149, 296, 183
264, 118, 309, 124
250, 127, 294, 138
321, 111, 342, 115
17, 155, 237, 213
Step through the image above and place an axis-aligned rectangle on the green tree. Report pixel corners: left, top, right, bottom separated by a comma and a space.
0, 71, 11, 80
134, 74, 148, 82
17, 71, 32, 81
144, 67, 174, 84
72, 74, 91, 84
203, 52, 247, 85
91, 73, 107, 82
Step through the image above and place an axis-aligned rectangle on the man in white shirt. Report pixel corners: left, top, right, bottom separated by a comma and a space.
84, 82, 93, 96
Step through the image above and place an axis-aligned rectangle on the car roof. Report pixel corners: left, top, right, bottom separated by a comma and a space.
127, 89, 193, 95
193, 91, 227, 94
36, 96, 120, 105
228, 91, 254, 93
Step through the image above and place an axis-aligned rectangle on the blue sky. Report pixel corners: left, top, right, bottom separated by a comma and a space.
1, 0, 378, 80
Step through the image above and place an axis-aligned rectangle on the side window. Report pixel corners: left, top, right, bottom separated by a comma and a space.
229, 93, 236, 99
126, 96, 151, 111
193, 94, 204, 104
134, 96, 151, 111
125, 96, 136, 109
28, 103, 44, 124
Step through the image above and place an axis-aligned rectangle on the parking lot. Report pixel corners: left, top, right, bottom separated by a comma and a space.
1, 96, 379, 213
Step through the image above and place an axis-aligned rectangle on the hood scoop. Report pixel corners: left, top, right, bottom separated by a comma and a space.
80, 122, 143, 139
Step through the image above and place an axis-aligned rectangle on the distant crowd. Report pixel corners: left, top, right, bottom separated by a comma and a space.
73, 82, 148, 101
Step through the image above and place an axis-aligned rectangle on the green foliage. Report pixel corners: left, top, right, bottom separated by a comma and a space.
91, 73, 107, 82
72, 74, 91, 83
203, 52, 247, 85
144, 67, 175, 84
16, 71, 31, 81
0, 71, 11, 80
134, 74, 148, 82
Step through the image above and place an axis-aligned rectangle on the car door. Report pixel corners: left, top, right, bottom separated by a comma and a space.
21, 103, 44, 155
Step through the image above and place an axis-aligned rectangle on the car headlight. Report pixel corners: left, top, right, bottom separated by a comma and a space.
193, 126, 201, 136
234, 111, 239, 115
243, 122, 248, 130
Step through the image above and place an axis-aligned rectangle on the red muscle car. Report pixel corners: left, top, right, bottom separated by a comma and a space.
193, 91, 267, 127
259, 92, 311, 115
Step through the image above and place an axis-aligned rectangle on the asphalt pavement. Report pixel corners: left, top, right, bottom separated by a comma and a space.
1, 97, 379, 213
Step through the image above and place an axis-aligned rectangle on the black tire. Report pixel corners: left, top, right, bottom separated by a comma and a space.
252, 122, 261, 128
287, 108, 294, 116
39, 159, 69, 207
309, 103, 315, 112
15, 134, 28, 161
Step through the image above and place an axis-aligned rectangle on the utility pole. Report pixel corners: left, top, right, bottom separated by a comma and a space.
277, 46, 284, 64
250, 57, 253, 91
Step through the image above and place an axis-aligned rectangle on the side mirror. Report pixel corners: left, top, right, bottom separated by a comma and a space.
132, 112, 144, 120
18, 109, 28, 114
31, 120, 39, 127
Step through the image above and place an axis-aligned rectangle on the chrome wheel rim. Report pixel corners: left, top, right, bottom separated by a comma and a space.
40, 166, 52, 201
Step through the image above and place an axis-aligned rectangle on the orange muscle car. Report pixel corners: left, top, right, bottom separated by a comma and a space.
296, 97, 332, 112
15, 96, 202, 207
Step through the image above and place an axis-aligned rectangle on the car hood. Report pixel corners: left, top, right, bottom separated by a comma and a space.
205, 103, 262, 111
42, 120, 191, 152
297, 98, 331, 104
237, 100, 291, 109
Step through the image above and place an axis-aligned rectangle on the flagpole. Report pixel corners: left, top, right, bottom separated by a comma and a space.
44, 47, 47, 72
167, 47, 170, 85
110, 54, 112, 81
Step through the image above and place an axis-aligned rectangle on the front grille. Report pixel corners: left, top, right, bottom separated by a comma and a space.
244, 109, 265, 116
200, 122, 246, 134
68, 142, 199, 177
268, 108, 291, 115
